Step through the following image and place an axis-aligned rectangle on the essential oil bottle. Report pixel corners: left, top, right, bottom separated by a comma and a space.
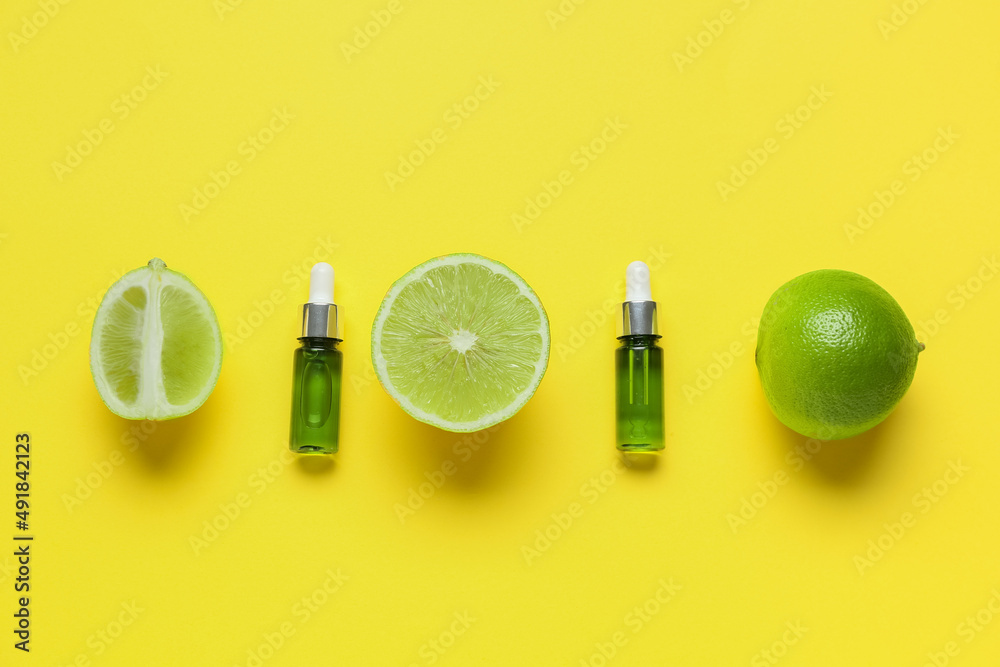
289, 263, 343, 455
615, 260, 664, 452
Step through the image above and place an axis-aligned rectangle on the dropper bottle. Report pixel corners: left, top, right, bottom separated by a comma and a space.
615, 261, 664, 452
289, 263, 343, 454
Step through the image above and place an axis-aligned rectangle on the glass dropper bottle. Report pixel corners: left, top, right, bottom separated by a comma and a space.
615, 260, 665, 452
289, 263, 343, 455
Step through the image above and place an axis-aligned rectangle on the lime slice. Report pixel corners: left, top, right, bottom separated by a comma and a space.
89, 258, 222, 420
371, 254, 550, 432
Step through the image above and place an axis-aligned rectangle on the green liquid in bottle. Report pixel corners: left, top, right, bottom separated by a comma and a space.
290, 337, 342, 454
615, 334, 664, 452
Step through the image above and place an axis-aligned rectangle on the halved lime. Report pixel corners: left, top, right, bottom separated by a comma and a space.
89, 258, 222, 420
371, 254, 550, 432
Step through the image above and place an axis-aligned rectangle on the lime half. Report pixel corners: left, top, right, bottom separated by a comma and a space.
371, 254, 550, 432
89, 258, 222, 420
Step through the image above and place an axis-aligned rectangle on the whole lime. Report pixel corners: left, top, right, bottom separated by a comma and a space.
755, 269, 922, 440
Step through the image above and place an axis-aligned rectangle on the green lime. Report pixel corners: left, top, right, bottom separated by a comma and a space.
755, 269, 922, 440
89, 258, 222, 420
371, 254, 550, 432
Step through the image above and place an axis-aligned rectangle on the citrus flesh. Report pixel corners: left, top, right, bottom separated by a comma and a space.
90, 258, 222, 420
755, 269, 921, 440
371, 254, 549, 432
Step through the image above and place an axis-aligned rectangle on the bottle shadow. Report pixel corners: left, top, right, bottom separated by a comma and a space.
296, 456, 336, 475
619, 451, 662, 472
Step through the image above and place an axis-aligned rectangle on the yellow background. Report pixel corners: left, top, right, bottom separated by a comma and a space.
2, 0, 1000, 664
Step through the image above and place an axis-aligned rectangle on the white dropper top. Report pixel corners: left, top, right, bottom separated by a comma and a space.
625, 260, 652, 302
308, 262, 335, 304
